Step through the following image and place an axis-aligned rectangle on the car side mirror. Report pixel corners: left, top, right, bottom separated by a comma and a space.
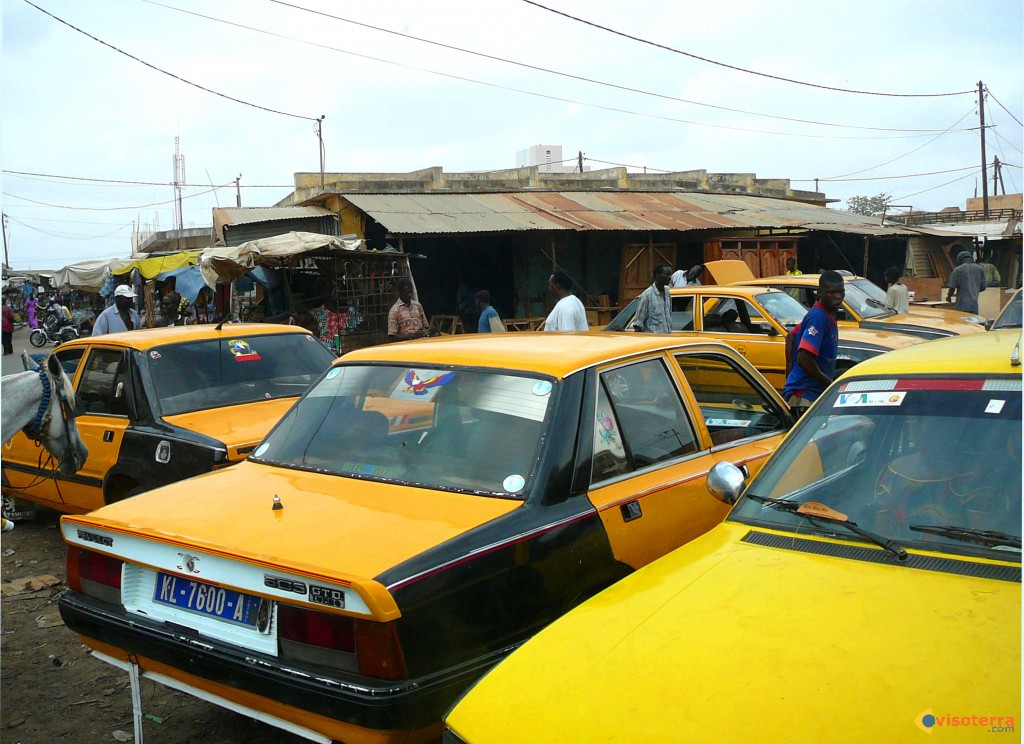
759, 322, 779, 336
707, 461, 747, 505
984, 319, 994, 330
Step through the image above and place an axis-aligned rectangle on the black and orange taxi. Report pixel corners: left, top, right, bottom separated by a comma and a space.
58, 332, 792, 743
2, 324, 335, 513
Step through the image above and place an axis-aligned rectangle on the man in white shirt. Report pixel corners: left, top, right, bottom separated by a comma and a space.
93, 285, 141, 335
883, 266, 909, 315
544, 271, 589, 331
670, 264, 704, 287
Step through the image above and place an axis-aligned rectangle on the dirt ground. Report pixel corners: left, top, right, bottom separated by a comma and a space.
1, 508, 310, 744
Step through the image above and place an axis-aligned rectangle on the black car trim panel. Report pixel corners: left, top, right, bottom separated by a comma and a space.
741, 530, 1021, 582
1, 461, 103, 489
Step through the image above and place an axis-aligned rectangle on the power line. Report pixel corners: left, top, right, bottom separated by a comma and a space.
6, 217, 132, 241
519, 0, 974, 98
265, 0, 956, 134
22, 0, 319, 121
797, 165, 979, 183
3, 170, 293, 188
139, 0, 960, 141
892, 169, 979, 202
987, 88, 1024, 127
2, 184, 229, 211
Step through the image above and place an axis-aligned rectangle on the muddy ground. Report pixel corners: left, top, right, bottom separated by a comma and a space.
1, 508, 309, 744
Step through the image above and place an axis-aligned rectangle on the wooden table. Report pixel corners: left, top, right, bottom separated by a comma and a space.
503, 317, 546, 332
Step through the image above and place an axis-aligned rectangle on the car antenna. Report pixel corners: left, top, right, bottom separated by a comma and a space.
215, 317, 227, 332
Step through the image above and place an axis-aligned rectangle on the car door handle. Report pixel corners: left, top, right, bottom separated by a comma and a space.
103, 430, 115, 443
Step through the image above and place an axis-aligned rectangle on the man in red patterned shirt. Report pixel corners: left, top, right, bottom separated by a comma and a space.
388, 278, 434, 341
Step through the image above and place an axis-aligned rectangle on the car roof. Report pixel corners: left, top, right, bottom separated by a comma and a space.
842, 328, 1021, 377
58, 323, 312, 351
340, 332, 746, 379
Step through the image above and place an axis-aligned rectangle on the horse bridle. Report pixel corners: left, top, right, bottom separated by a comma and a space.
22, 366, 77, 452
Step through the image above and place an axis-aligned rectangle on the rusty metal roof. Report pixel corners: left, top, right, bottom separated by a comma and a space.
215, 206, 336, 226
341, 192, 931, 237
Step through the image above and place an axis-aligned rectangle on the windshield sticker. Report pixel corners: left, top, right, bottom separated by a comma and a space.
705, 418, 752, 428
402, 369, 455, 397
835, 391, 905, 408
149, 350, 161, 360
229, 339, 261, 362
339, 461, 406, 479
503, 474, 526, 493
326, 368, 341, 379
985, 399, 1006, 414
532, 381, 552, 397
253, 443, 269, 458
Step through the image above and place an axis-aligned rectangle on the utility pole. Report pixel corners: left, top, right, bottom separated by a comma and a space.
577, 150, 584, 174
315, 115, 326, 192
992, 156, 1005, 197
2, 213, 9, 269
235, 174, 242, 207
978, 80, 989, 218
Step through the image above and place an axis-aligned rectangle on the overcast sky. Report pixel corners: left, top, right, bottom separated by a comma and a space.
2, 0, 1022, 271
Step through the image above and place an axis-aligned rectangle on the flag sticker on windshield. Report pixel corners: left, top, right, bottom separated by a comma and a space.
834, 391, 905, 408
229, 339, 261, 362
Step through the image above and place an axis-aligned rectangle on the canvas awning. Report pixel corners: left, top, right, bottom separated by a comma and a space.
111, 250, 200, 280
199, 231, 364, 286
51, 257, 130, 292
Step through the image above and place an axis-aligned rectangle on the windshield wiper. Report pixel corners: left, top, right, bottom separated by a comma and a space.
745, 493, 908, 560
909, 524, 1022, 550
864, 297, 890, 309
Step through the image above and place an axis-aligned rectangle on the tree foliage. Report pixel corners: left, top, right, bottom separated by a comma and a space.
846, 193, 892, 216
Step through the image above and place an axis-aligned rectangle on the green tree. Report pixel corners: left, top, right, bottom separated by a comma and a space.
846, 193, 892, 216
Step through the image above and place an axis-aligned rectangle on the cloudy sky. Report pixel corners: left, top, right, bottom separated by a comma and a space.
2, 0, 1021, 271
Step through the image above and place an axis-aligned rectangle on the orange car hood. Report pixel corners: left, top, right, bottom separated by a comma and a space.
69, 460, 522, 588
162, 399, 297, 460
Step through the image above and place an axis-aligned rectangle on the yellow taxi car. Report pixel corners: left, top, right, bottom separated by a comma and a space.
57, 333, 793, 744
716, 259, 989, 339
443, 330, 1021, 743
605, 283, 922, 390
2, 324, 336, 514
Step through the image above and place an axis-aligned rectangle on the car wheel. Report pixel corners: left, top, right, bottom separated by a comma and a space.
105, 479, 142, 505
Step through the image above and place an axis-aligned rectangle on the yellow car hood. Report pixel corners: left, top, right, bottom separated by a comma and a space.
68, 461, 521, 612
448, 522, 1020, 742
868, 308, 987, 333
162, 399, 297, 460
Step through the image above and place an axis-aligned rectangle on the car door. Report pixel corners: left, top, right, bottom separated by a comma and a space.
66, 347, 137, 511
2, 346, 90, 509
697, 294, 786, 389
585, 354, 733, 569
670, 349, 790, 480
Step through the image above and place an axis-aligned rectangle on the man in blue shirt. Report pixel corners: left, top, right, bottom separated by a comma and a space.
783, 271, 844, 418
476, 290, 504, 333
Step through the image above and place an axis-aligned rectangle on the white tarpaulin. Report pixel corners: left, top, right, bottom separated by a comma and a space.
51, 257, 129, 292
199, 231, 364, 286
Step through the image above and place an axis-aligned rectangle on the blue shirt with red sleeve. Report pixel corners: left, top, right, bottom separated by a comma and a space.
782, 301, 838, 402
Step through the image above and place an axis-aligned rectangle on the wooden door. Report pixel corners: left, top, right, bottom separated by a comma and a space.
619, 243, 676, 305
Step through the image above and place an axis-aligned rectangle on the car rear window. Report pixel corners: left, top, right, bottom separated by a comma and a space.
147, 333, 336, 415
253, 364, 554, 498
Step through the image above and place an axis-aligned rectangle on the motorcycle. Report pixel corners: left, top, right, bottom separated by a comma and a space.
29, 311, 79, 347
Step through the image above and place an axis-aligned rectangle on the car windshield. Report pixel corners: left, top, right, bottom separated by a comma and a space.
992, 292, 1022, 330
148, 333, 336, 415
729, 376, 1022, 560
846, 279, 894, 319
754, 291, 807, 329
252, 364, 553, 498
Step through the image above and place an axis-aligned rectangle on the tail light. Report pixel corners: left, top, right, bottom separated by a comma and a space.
67, 545, 123, 604
277, 604, 406, 680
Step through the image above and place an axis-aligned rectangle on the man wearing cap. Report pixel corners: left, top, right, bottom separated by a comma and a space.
93, 285, 141, 335
946, 250, 987, 314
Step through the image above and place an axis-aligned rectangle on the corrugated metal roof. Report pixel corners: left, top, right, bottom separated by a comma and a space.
217, 206, 336, 226
341, 192, 930, 237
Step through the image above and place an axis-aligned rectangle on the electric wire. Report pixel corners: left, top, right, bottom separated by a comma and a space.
3, 184, 229, 211
6, 217, 131, 241
892, 169, 980, 202
518, 0, 974, 98
135, 0, 955, 141
22, 0, 319, 121
263, 0, 956, 134
984, 97, 1020, 194
3, 170, 294, 188
987, 88, 1024, 128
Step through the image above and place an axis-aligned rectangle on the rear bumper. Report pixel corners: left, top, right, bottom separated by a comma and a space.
59, 590, 511, 735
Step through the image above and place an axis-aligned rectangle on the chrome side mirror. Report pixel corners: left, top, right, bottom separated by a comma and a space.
707, 461, 747, 505
759, 322, 779, 336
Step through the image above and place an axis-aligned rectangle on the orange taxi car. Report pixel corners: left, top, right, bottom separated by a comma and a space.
2, 324, 335, 514
58, 332, 792, 744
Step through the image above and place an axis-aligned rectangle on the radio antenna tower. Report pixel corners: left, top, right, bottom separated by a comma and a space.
173, 137, 186, 231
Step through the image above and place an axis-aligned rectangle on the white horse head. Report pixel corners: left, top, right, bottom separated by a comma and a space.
2, 353, 89, 475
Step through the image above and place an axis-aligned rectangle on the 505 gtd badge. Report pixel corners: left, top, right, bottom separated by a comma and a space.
265, 574, 345, 609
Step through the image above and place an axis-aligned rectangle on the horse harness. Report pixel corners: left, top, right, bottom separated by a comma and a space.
22, 366, 76, 448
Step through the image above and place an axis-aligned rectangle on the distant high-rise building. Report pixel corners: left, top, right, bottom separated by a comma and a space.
516, 144, 587, 173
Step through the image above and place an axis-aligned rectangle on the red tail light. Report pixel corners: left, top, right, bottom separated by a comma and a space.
277, 604, 406, 680
67, 546, 123, 603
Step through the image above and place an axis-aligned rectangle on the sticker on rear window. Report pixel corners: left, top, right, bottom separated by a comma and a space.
229, 339, 261, 362
985, 399, 1006, 414
149, 350, 161, 360
834, 391, 905, 408
705, 418, 751, 427
532, 381, 552, 396
402, 370, 454, 396
503, 474, 525, 493
326, 368, 341, 379
253, 443, 269, 458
